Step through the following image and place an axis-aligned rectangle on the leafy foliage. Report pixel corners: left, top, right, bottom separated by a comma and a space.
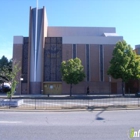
0, 55, 8, 69
0, 56, 13, 83
0, 59, 20, 98
6, 61, 21, 98
61, 58, 85, 95
108, 41, 140, 83
0, 56, 13, 78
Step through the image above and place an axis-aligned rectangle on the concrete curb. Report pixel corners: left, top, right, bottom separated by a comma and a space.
0, 93, 135, 99
0, 107, 140, 112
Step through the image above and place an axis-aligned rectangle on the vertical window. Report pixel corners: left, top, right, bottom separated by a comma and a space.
100, 45, 104, 81
73, 44, 76, 58
44, 37, 62, 81
86, 44, 90, 81
22, 37, 28, 83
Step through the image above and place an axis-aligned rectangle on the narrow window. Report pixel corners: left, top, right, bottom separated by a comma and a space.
73, 44, 76, 58
100, 45, 104, 81
86, 44, 90, 81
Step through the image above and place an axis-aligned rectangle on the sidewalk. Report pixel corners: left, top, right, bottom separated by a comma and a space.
0, 93, 139, 112
0, 93, 136, 100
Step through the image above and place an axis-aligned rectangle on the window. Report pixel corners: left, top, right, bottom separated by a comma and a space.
73, 44, 77, 58
100, 45, 104, 81
44, 37, 62, 81
86, 44, 90, 81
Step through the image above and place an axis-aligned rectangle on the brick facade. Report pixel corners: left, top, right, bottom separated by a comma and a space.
13, 7, 124, 95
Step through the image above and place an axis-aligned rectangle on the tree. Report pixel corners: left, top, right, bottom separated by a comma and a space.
61, 58, 86, 96
0, 56, 12, 79
107, 40, 140, 95
7, 58, 13, 72
0, 55, 8, 69
0, 57, 13, 92
3, 60, 20, 98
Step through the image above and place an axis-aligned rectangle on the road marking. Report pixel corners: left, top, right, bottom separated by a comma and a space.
0, 121, 22, 124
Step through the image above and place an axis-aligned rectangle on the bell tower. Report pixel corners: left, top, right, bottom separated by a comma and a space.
28, 6, 48, 94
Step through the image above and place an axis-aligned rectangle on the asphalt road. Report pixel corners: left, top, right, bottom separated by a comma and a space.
0, 110, 140, 140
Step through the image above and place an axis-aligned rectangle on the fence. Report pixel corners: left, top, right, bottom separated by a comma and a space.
0, 95, 140, 110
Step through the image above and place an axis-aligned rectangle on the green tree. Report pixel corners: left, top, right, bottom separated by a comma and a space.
0, 55, 8, 69
7, 58, 13, 72
3, 61, 20, 98
107, 40, 140, 95
0, 57, 13, 84
61, 58, 86, 96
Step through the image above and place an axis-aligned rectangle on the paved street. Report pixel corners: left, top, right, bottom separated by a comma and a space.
0, 110, 140, 140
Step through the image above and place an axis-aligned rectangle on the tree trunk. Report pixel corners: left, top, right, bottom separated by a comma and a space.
9, 91, 12, 109
70, 83, 72, 97
122, 81, 125, 96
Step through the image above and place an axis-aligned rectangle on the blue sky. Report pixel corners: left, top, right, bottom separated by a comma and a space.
0, 0, 140, 59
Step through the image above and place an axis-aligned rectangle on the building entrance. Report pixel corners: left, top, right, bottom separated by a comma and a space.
43, 82, 62, 94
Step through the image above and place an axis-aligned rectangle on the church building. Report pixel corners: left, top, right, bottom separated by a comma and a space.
13, 7, 123, 94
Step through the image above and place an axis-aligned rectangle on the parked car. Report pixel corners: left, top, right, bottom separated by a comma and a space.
0, 83, 11, 93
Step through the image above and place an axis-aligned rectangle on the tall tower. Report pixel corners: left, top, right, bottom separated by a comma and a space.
29, 6, 48, 94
